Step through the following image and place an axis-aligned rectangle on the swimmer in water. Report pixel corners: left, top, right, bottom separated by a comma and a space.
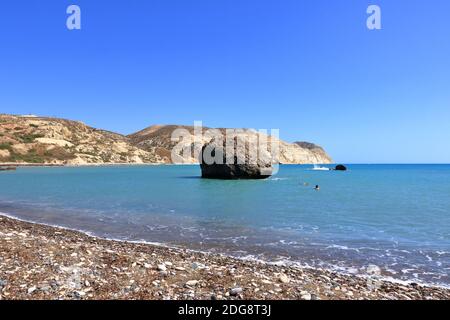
314, 185, 320, 190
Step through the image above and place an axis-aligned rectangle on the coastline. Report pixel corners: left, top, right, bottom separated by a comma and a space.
1, 214, 449, 300
0, 163, 165, 168
0, 163, 333, 168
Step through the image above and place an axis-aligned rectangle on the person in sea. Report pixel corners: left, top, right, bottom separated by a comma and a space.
314, 185, 320, 190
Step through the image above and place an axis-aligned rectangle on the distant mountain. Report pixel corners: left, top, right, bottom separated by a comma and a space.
128, 125, 197, 163
0, 115, 333, 165
129, 125, 333, 164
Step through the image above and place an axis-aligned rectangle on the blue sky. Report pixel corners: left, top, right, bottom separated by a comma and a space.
1, 0, 449, 163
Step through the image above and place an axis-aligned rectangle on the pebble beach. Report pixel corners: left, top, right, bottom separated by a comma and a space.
1, 215, 449, 300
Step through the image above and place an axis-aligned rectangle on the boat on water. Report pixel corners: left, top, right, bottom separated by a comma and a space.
312, 164, 330, 171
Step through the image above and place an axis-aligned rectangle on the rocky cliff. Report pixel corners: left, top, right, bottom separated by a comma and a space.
0, 115, 332, 165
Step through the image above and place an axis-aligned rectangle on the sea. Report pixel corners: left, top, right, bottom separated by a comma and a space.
0, 164, 449, 287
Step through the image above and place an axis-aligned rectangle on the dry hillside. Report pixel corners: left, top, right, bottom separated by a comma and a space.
129, 125, 333, 164
0, 114, 163, 165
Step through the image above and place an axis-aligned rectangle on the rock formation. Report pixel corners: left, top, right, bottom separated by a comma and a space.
199, 134, 273, 179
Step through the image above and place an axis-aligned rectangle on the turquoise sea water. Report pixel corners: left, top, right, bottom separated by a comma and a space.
1, 164, 449, 286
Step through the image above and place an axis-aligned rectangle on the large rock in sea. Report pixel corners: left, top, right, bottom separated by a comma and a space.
199, 135, 273, 180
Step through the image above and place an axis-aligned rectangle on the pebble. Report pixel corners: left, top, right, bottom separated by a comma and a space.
192, 262, 206, 270
27, 286, 37, 294
76, 290, 86, 297
40, 285, 51, 292
157, 264, 167, 272
185, 280, 199, 287
279, 274, 290, 284
230, 287, 243, 296
301, 293, 312, 300
2, 216, 450, 301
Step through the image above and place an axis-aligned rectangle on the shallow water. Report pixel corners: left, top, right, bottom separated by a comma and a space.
1, 164, 449, 286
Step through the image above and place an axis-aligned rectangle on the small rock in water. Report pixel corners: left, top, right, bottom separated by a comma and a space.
229, 287, 243, 296
164, 261, 173, 267
366, 264, 381, 275
334, 164, 347, 171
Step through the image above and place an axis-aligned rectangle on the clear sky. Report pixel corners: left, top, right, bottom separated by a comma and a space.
1, 0, 449, 163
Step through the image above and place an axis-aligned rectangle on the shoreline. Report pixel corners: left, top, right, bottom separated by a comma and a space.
0, 163, 166, 168
1, 211, 447, 292
1, 214, 449, 300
